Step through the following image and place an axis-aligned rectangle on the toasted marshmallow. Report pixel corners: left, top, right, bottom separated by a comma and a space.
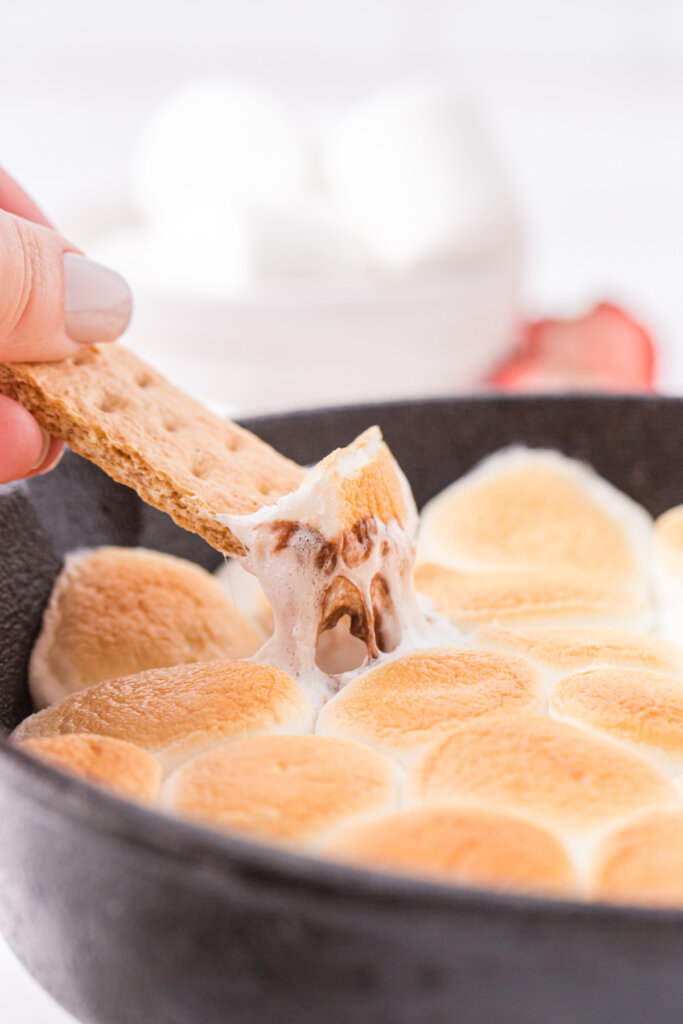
324, 806, 575, 897
30, 547, 262, 709
590, 810, 683, 906
410, 716, 676, 838
475, 624, 682, 690
653, 505, 683, 605
163, 734, 400, 845
15, 734, 161, 804
658, 605, 683, 644
653, 506, 683, 639
551, 667, 683, 773
415, 564, 650, 633
316, 648, 543, 765
299, 425, 414, 536
417, 448, 652, 592
218, 427, 442, 708
14, 661, 314, 773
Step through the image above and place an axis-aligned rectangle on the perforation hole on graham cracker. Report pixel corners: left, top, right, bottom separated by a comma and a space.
98, 392, 128, 414
162, 415, 186, 434
225, 434, 244, 452
191, 456, 217, 480
258, 485, 283, 502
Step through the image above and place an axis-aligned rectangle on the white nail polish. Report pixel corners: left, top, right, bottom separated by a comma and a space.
63, 253, 133, 344
29, 429, 51, 471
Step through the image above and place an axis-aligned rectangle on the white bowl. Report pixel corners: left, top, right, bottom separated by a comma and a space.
120, 264, 520, 419
82, 205, 522, 417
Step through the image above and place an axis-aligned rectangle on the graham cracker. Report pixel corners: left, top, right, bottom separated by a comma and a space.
0, 344, 304, 555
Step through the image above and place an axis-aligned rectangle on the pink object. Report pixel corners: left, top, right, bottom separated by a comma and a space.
490, 303, 656, 393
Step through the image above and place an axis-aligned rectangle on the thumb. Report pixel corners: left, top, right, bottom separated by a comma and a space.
0, 210, 132, 363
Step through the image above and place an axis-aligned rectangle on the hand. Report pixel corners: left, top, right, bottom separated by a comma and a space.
0, 169, 132, 483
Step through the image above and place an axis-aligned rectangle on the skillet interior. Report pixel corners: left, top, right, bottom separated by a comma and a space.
2, 394, 683, 1024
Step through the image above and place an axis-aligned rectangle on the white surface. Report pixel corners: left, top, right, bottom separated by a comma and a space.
0, 936, 75, 1023
3, 0, 683, 1019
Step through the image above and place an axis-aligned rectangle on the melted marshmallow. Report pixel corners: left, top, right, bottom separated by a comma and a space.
216, 427, 457, 708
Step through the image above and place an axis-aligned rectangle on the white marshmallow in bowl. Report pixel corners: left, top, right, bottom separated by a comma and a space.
132, 75, 311, 225
321, 80, 519, 269
208, 198, 370, 283
90, 221, 245, 295
94, 197, 370, 296
85, 76, 522, 414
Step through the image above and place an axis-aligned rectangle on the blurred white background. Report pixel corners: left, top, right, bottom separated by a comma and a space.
2, 0, 683, 1017
2, 1, 683, 372
3, 0, 683, 392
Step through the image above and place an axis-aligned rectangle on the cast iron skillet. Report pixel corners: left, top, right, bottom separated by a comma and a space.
2, 395, 683, 1024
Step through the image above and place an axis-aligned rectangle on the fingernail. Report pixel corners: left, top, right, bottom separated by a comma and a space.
29, 428, 51, 471
32, 438, 65, 477
63, 253, 133, 345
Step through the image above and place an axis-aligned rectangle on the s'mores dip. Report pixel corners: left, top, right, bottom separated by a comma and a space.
8, 346, 683, 907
